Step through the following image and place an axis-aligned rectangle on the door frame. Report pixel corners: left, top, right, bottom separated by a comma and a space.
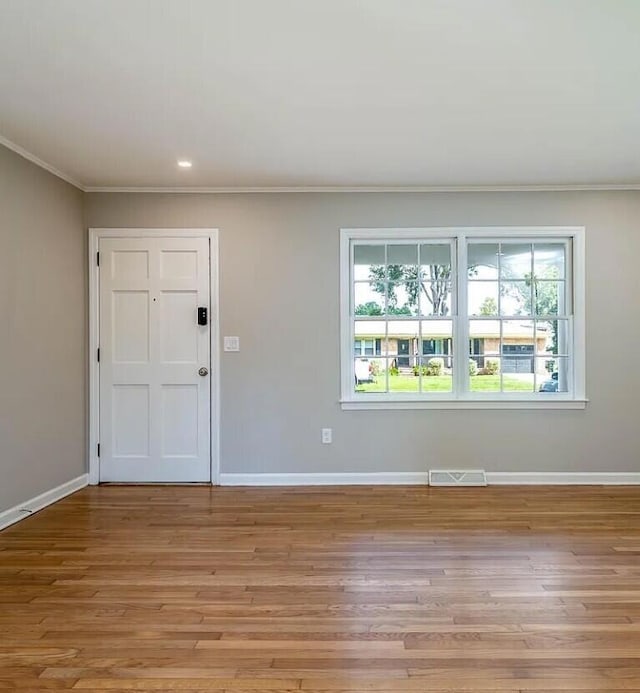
88, 228, 220, 485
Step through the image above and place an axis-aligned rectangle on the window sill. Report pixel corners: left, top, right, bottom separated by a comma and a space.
340, 398, 588, 411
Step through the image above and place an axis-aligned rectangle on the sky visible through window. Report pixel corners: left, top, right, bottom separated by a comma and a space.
354, 245, 564, 318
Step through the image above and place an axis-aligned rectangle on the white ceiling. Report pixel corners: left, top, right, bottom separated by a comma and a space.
1, 0, 639, 190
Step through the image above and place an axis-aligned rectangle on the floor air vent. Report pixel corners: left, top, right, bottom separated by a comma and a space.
429, 469, 487, 487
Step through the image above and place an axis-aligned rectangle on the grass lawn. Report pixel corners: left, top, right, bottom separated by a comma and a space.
356, 374, 535, 393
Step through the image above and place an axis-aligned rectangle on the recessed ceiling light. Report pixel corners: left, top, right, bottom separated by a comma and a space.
177, 160, 192, 169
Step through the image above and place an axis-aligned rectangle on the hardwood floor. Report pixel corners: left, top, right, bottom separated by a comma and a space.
2, 485, 640, 691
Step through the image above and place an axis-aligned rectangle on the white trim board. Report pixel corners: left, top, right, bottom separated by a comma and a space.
87, 184, 640, 193
0, 475, 88, 532
488, 472, 640, 485
220, 472, 640, 486
88, 228, 221, 486
3, 135, 640, 194
0, 135, 84, 189
221, 473, 430, 486
340, 226, 586, 409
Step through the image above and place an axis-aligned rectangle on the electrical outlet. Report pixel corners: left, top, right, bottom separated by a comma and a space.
321, 428, 332, 444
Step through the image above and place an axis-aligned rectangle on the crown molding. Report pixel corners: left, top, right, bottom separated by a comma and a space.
84, 183, 640, 193
0, 135, 84, 190
2, 136, 640, 194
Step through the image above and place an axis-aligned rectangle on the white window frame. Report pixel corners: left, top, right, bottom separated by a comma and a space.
340, 227, 586, 410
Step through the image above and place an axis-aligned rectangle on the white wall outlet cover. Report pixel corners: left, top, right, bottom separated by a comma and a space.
223, 336, 240, 352
321, 428, 332, 444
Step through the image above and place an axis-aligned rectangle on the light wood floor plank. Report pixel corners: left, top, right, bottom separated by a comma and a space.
1, 485, 640, 690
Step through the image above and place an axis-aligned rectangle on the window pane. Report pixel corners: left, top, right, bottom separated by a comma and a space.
387, 243, 418, 269
385, 245, 418, 315
534, 321, 554, 358
388, 367, 420, 393
468, 243, 499, 280
500, 243, 532, 279
354, 282, 384, 315
420, 244, 452, 316
534, 243, 565, 280
418, 357, 453, 393
500, 280, 532, 316
535, 319, 570, 356
502, 371, 534, 392
354, 357, 373, 384
468, 281, 498, 316
393, 282, 419, 316
534, 280, 563, 316
354, 357, 386, 393
501, 321, 535, 387
353, 244, 385, 281
420, 243, 451, 274
470, 356, 501, 392
421, 320, 452, 366
469, 320, 500, 358
420, 281, 452, 316
502, 319, 535, 344
354, 320, 385, 345
386, 322, 418, 370
422, 338, 450, 356
536, 357, 569, 393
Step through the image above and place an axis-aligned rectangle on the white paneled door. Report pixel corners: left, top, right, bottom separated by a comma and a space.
98, 237, 211, 482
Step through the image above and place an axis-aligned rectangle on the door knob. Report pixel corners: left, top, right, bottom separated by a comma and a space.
198, 367, 209, 377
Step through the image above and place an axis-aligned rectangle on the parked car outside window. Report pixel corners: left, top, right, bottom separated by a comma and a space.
538, 371, 558, 392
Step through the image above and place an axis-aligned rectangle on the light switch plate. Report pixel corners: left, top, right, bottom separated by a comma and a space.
223, 336, 240, 352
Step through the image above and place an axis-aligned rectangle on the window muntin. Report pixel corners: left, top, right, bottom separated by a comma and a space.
352, 241, 454, 395
343, 228, 583, 405
467, 240, 570, 394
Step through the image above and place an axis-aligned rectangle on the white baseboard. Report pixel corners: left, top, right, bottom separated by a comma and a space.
0, 474, 88, 531
487, 472, 640, 485
220, 471, 640, 487
220, 472, 429, 486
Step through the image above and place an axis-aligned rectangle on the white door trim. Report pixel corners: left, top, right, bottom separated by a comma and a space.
88, 228, 220, 485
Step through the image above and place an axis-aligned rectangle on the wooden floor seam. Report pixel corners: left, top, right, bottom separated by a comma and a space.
1, 484, 640, 691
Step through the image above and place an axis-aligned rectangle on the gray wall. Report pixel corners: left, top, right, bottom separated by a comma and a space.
0, 146, 85, 512
85, 190, 640, 475
3, 147, 637, 509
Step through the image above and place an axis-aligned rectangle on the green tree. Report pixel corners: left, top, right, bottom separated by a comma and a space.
479, 296, 497, 315
506, 267, 560, 352
354, 301, 382, 316
367, 264, 451, 315
355, 301, 412, 316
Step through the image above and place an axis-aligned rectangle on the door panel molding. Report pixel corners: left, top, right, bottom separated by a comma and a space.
89, 228, 220, 485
